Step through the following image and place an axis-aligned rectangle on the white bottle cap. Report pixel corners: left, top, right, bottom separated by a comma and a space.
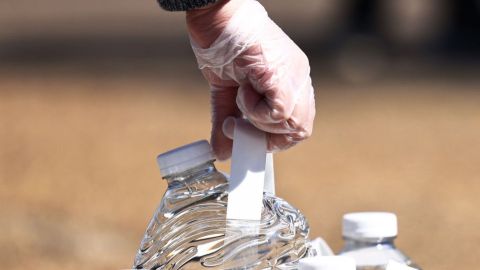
156, 140, 215, 177
299, 256, 356, 270
342, 212, 398, 239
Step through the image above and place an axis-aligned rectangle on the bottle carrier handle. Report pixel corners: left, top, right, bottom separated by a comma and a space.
226, 118, 275, 221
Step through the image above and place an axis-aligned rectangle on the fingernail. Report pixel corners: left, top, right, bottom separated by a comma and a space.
222, 117, 236, 140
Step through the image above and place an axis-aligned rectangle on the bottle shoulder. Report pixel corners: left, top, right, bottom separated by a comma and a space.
135, 185, 310, 269
339, 245, 414, 268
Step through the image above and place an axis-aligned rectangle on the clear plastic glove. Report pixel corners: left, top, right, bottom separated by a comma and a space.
187, 0, 316, 160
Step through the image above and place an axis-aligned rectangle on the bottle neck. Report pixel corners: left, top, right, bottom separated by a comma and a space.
342, 235, 397, 251
163, 160, 217, 187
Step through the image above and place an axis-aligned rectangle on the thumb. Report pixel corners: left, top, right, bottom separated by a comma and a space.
210, 86, 241, 161
222, 116, 236, 140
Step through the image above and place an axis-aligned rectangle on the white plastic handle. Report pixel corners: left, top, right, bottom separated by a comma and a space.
264, 152, 275, 195
226, 119, 275, 221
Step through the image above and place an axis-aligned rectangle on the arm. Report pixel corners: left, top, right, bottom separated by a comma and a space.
158, 0, 220, 11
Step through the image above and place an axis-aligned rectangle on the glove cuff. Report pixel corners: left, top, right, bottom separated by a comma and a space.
158, 0, 219, 11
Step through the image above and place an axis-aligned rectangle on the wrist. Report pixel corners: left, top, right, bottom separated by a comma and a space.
158, 0, 219, 11
186, 0, 244, 48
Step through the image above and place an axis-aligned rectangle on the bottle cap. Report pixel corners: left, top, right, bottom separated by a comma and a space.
157, 140, 215, 177
299, 256, 356, 270
342, 212, 398, 239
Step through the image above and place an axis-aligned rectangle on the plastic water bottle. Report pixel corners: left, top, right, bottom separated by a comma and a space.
338, 212, 421, 270
133, 140, 310, 269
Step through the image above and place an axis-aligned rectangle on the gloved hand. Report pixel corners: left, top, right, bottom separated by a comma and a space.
187, 0, 316, 160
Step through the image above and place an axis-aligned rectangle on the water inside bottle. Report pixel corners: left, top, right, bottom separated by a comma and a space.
133, 165, 309, 270
340, 246, 422, 270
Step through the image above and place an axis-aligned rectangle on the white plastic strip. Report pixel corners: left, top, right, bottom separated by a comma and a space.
264, 153, 275, 195
226, 119, 266, 221
309, 237, 334, 256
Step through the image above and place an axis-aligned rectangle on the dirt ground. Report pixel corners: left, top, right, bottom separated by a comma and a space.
0, 71, 479, 270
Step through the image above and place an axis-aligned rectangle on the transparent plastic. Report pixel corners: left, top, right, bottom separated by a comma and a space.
133, 161, 309, 269
338, 236, 421, 270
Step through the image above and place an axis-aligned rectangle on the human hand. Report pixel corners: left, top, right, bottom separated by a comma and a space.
186, 0, 315, 160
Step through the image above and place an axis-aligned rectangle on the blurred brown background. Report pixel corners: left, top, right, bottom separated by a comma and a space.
1, 0, 479, 269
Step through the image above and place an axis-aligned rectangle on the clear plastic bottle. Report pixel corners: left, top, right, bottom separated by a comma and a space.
133, 140, 309, 270
338, 212, 421, 270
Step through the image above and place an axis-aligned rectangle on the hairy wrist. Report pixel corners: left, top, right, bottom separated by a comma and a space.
186, 0, 244, 48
